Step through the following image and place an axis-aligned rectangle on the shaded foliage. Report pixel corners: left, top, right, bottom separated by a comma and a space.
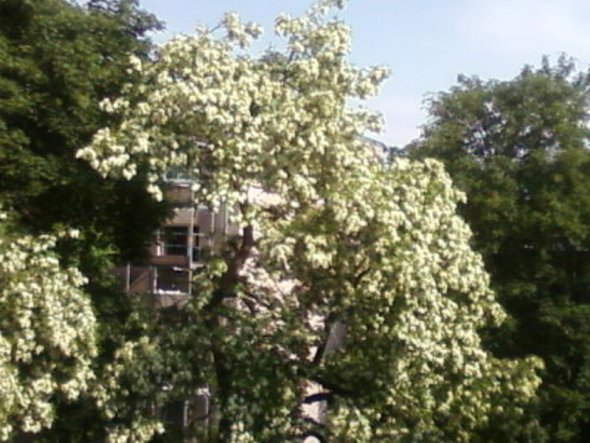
0, 0, 167, 267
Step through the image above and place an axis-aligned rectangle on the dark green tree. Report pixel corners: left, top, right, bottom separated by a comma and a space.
0, 0, 166, 267
0, 0, 170, 440
409, 56, 590, 442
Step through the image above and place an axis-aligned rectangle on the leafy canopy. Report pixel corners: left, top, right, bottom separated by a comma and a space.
78, 1, 542, 442
0, 0, 166, 265
0, 213, 96, 440
409, 56, 590, 442
0, 1, 167, 441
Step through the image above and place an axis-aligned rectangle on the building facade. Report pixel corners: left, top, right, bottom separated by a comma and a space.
116, 178, 237, 307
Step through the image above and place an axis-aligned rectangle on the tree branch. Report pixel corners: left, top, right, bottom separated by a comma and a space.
207, 221, 255, 310
310, 376, 355, 397
303, 391, 334, 404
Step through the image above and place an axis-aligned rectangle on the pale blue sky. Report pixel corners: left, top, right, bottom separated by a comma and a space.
140, 0, 590, 147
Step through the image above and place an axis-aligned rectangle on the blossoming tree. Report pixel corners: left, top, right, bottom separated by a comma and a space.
0, 215, 96, 441
78, 1, 542, 441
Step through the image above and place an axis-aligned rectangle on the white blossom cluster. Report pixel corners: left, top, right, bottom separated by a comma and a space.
76, 0, 542, 440
268, 158, 543, 441
0, 215, 96, 440
76, 0, 388, 219
241, 154, 544, 441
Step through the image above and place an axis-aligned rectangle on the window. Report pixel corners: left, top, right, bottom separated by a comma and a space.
164, 166, 192, 184
161, 226, 202, 261
163, 226, 188, 256
154, 266, 189, 294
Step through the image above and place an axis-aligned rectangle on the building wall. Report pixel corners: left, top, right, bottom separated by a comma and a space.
117, 182, 232, 302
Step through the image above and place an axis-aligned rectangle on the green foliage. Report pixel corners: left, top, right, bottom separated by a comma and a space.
0, 0, 167, 267
78, 1, 541, 441
0, 0, 548, 441
0, 0, 170, 440
409, 56, 590, 442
